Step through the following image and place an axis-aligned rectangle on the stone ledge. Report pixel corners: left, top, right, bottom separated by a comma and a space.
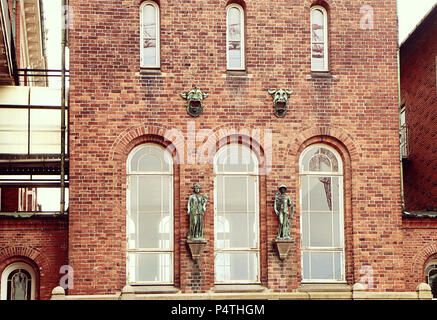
131, 285, 180, 294
212, 284, 266, 293
298, 283, 351, 292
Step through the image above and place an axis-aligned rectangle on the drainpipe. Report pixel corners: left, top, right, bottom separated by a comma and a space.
60, 0, 67, 214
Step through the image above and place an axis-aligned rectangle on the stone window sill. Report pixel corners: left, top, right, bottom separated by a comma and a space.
140, 68, 164, 76
307, 71, 335, 79
213, 284, 266, 293
298, 283, 351, 292
130, 285, 179, 294
222, 70, 253, 79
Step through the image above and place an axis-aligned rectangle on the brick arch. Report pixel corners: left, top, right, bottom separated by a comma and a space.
110, 124, 184, 163
286, 125, 361, 163
411, 243, 437, 280
306, 0, 331, 10
0, 246, 51, 277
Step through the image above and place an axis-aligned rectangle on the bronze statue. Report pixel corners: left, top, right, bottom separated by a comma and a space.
187, 184, 208, 240
274, 185, 294, 239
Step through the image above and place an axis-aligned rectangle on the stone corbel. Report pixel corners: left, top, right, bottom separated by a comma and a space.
186, 239, 207, 262
273, 238, 294, 260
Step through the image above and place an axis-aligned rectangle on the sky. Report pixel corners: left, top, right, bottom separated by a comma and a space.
42, 0, 437, 70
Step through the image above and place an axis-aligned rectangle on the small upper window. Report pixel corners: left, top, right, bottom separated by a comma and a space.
140, 1, 160, 68
311, 6, 328, 71
226, 4, 245, 70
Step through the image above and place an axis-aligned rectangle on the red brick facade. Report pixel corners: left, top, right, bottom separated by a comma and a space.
67, 0, 404, 295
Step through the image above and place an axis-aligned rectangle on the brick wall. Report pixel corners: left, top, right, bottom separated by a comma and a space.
402, 218, 437, 291
68, 0, 403, 294
0, 217, 68, 300
400, 26, 437, 211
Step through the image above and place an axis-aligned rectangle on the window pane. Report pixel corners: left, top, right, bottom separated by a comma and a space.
127, 252, 172, 283
227, 6, 242, 69
308, 176, 332, 212
334, 251, 342, 279
0, 109, 28, 154
311, 9, 324, 42
301, 211, 309, 246
10, 271, 30, 300
303, 147, 339, 173
215, 251, 258, 282
302, 251, 310, 279
309, 212, 332, 247
142, 4, 157, 66
310, 251, 333, 280
301, 176, 308, 211
311, 8, 325, 70
129, 145, 172, 173
130, 175, 171, 213
215, 145, 256, 173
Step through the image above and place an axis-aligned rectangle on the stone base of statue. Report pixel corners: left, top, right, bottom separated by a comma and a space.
187, 238, 207, 262
274, 238, 294, 260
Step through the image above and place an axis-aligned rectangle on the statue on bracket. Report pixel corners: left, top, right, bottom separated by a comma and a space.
187, 184, 208, 240
181, 86, 209, 117
268, 88, 293, 118
274, 185, 294, 239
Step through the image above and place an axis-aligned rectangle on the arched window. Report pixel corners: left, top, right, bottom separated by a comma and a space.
126, 144, 173, 284
226, 4, 245, 70
299, 145, 345, 282
1, 262, 36, 300
214, 144, 259, 283
426, 260, 437, 298
140, 1, 160, 68
311, 6, 328, 71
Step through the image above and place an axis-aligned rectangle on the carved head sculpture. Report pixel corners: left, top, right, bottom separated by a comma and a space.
181, 87, 209, 117
268, 89, 293, 118
193, 184, 201, 193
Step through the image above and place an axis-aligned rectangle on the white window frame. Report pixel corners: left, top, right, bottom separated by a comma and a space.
213, 144, 260, 284
1, 261, 36, 300
310, 6, 328, 72
126, 143, 174, 285
226, 4, 245, 71
299, 144, 345, 283
140, 1, 160, 68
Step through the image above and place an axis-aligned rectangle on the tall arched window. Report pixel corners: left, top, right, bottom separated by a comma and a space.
1, 262, 36, 300
299, 144, 345, 282
311, 6, 328, 71
426, 260, 437, 298
214, 144, 259, 283
226, 4, 245, 70
127, 144, 173, 284
140, 1, 160, 68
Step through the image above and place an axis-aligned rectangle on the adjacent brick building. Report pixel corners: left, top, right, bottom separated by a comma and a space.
400, 3, 437, 297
